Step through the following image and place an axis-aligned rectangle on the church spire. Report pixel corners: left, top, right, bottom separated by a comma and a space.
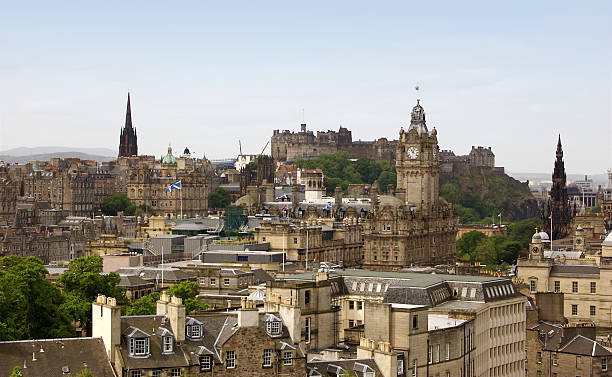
125, 92, 133, 130
118, 92, 138, 157
556, 134, 563, 158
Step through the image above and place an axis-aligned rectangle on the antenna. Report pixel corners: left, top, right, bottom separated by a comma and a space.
302, 108, 305, 123
239, 140, 242, 156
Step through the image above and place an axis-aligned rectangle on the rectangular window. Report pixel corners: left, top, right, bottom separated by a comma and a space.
199, 277, 206, 285
603, 357, 608, 371
293, 237, 298, 244
200, 355, 212, 371
554, 281, 560, 292
305, 317, 311, 344
349, 301, 354, 310
226, 350, 236, 368
210, 278, 216, 285
536, 351, 542, 363
412, 315, 418, 329
397, 359, 404, 374
131, 371, 141, 377
133, 338, 148, 356
435, 344, 440, 363
191, 325, 201, 338
572, 304, 578, 316
271, 321, 281, 335
358, 301, 363, 310
530, 280, 536, 293
163, 336, 173, 352
591, 282, 597, 293
590, 305, 596, 316
171, 369, 181, 377
412, 359, 418, 377
428, 345, 433, 364
152, 371, 161, 377
445, 343, 450, 360
349, 320, 354, 327
224, 278, 230, 286
305, 290, 311, 305
283, 351, 293, 365
572, 281, 578, 293
263, 349, 273, 367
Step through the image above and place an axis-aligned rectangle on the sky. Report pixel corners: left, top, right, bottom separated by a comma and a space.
0, 1, 610, 174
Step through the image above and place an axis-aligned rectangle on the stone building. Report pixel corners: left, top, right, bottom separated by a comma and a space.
362, 100, 458, 269
526, 322, 612, 377
467, 146, 495, 168
253, 219, 363, 267
269, 268, 526, 377
271, 123, 397, 163
126, 146, 214, 219
92, 293, 307, 377
517, 231, 612, 327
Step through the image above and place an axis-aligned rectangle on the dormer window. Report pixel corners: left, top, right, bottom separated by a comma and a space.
266, 320, 282, 336
186, 318, 204, 340
162, 335, 174, 353
191, 324, 201, 338
129, 337, 150, 357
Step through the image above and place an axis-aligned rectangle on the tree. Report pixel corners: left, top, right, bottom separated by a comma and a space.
209, 187, 231, 209
9, 366, 23, 377
0, 256, 73, 340
126, 292, 161, 316
101, 193, 133, 216
456, 231, 487, 260
166, 281, 210, 313
76, 369, 95, 377
57, 255, 126, 334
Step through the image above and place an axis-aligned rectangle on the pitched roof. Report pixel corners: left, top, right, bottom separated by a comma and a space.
550, 265, 600, 276
559, 334, 612, 356
307, 358, 381, 377
0, 337, 116, 377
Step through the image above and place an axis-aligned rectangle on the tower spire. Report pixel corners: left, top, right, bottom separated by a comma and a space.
125, 92, 133, 130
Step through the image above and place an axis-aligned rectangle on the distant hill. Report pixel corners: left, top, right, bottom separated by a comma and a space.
0, 147, 116, 164
440, 164, 540, 222
508, 171, 608, 187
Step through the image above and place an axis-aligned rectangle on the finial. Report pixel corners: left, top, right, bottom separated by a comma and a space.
417, 98, 420, 105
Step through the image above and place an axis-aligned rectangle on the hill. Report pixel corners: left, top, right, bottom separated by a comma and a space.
440, 164, 539, 222
0, 147, 116, 164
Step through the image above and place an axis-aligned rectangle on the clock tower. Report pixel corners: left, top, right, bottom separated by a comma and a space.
396, 100, 440, 210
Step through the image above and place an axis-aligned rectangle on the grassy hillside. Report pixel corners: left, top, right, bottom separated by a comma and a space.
440, 164, 539, 222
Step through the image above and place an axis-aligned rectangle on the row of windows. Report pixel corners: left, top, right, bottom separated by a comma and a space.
131, 368, 182, 377
223, 349, 294, 369
427, 343, 451, 364
348, 300, 363, 310
571, 304, 597, 316
553, 280, 597, 294
199, 277, 231, 286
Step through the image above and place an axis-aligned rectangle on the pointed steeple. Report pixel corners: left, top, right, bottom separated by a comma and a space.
125, 92, 133, 130
556, 134, 563, 158
118, 92, 138, 157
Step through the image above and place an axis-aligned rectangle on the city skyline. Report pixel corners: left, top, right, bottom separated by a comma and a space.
0, 1, 610, 174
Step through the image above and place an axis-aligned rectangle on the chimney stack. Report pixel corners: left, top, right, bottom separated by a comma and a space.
92, 295, 121, 364
238, 297, 259, 327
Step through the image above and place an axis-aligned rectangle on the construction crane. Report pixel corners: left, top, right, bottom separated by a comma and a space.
258, 140, 269, 157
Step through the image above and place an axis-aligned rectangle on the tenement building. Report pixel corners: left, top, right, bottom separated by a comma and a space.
517, 230, 612, 327
362, 100, 458, 269
268, 269, 527, 377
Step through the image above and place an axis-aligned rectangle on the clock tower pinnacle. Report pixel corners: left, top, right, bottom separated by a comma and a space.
395, 100, 440, 210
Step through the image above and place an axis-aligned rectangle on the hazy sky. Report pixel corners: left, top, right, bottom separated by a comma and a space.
0, 1, 610, 174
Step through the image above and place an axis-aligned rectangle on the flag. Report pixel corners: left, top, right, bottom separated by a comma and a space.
497, 213, 501, 218
167, 180, 182, 192
324, 202, 332, 210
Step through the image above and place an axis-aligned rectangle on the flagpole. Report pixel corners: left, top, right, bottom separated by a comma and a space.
282, 229, 286, 273
180, 184, 183, 219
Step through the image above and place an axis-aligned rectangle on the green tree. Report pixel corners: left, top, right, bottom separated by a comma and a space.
0, 256, 73, 340
166, 281, 210, 313
57, 255, 126, 334
126, 292, 161, 315
76, 369, 95, 377
101, 193, 133, 216
209, 187, 231, 209
9, 366, 23, 377
456, 231, 487, 260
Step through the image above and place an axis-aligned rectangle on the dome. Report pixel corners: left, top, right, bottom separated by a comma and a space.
162, 145, 176, 164
538, 231, 550, 241
576, 226, 584, 232
378, 195, 404, 208
532, 233, 541, 240
603, 232, 612, 247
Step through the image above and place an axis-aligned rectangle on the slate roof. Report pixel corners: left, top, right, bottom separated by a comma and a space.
0, 337, 116, 377
307, 358, 381, 377
119, 274, 155, 288
550, 265, 600, 276
559, 335, 612, 356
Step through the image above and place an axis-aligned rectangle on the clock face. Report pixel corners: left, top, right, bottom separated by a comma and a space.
532, 247, 539, 254
407, 146, 419, 159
